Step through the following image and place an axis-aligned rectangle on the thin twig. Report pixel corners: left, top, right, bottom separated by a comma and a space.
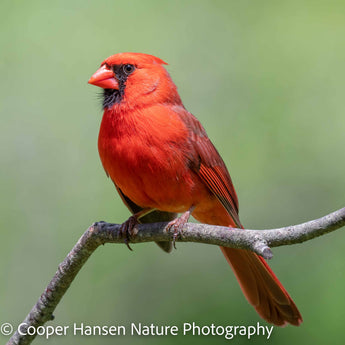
7, 207, 345, 345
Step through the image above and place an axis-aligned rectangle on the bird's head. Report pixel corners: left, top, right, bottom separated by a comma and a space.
88, 52, 182, 109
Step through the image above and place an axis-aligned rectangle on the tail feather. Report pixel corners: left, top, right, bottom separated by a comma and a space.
221, 246, 302, 326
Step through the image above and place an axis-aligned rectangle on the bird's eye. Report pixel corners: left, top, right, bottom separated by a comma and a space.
123, 64, 135, 75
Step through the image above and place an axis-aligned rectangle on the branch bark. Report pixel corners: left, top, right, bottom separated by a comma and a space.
7, 207, 345, 345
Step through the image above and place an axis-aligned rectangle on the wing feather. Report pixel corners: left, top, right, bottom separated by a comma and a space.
174, 106, 241, 227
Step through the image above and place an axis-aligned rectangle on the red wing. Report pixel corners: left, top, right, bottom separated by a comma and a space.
196, 138, 242, 228
174, 106, 241, 227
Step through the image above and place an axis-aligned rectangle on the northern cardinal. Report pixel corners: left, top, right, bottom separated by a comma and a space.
88, 52, 302, 326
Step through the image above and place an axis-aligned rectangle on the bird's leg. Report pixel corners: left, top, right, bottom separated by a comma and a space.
120, 208, 155, 251
166, 206, 195, 249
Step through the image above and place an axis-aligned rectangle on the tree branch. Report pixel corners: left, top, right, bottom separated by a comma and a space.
7, 207, 345, 345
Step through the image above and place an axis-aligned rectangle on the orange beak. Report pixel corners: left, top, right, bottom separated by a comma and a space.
88, 65, 119, 89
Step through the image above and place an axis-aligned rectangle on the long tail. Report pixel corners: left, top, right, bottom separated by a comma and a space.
221, 246, 302, 326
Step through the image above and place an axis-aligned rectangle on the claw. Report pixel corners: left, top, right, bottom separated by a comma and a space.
119, 208, 155, 251
120, 215, 138, 251
166, 207, 194, 249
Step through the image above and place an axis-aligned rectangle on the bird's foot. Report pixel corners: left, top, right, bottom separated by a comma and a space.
120, 216, 138, 251
120, 208, 155, 251
166, 207, 194, 249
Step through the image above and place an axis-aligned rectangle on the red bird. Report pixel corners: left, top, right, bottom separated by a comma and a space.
88, 52, 302, 326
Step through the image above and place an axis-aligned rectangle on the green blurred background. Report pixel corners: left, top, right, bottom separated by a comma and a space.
1, 0, 344, 344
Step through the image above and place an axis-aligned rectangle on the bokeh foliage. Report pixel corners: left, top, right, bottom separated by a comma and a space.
1, 1, 344, 344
